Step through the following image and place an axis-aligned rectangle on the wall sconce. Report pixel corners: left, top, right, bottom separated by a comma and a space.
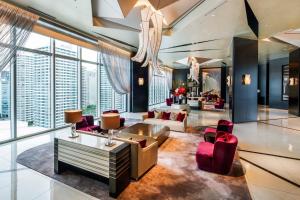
226, 75, 232, 86
289, 77, 298, 86
138, 78, 144, 86
242, 74, 251, 85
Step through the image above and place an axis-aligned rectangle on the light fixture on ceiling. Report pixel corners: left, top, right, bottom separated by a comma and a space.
131, 5, 164, 73
261, 38, 272, 42
211, 14, 216, 17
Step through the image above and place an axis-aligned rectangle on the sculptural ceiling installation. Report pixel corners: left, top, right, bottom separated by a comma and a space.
91, 0, 205, 72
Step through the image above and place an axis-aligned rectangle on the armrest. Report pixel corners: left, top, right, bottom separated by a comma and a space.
183, 116, 187, 130
142, 114, 148, 121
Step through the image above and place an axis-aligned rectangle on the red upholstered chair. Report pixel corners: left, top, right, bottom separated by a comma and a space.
76, 115, 101, 132
196, 134, 238, 174
103, 110, 125, 127
166, 98, 172, 106
214, 98, 225, 109
204, 120, 234, 143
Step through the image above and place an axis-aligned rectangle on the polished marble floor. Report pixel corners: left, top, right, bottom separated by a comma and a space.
0, 106, 300, 199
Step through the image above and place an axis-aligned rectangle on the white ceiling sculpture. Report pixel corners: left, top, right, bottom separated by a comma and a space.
132, 6, 164, 71
187, 57, 200, 84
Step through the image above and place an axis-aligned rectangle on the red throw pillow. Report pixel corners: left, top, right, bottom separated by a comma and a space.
138, 139, 147, 148
148, 111, 155, 118
162, 112, 171, 120
176, 113, 186, 122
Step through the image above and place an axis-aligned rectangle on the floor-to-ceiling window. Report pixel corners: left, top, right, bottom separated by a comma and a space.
16, 32, 52, 137
99, 63, 127, 113
0, 24, 128, 143
0, 64, 11, 142
81, 47, 98, 117
55, 40, 79, 127
99, 63, 113, 113
149, 72, 168, 106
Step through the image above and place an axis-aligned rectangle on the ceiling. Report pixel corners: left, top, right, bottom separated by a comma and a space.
8, 0, 300, 68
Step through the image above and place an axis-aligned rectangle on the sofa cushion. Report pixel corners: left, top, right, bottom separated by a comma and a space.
176, 112, 186, 122
162, 112, 171, 120
148, 111, 155, 118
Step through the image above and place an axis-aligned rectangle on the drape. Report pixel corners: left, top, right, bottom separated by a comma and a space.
99, 41, 131, 94
148, 63, 154, 85
164, 67, 173, 90
0, 1, 39, 72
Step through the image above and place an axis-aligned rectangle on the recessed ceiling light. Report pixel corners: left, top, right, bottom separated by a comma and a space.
262, 38, 271, 42
211, 14, 216, 17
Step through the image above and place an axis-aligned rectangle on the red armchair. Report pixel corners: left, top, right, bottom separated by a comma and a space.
204, 120, 234, 143
196, 133, 238, 174
214, 98, 225, 109
76, 115, 101, 132
103, 110, 125, 127
166, 98, 172, 106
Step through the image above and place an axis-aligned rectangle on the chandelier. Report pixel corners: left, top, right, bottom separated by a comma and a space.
131, 6, 163, 73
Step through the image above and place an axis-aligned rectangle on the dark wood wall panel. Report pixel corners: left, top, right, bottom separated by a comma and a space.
269, 57, 289, 109
221, 67, 227, 102
289, 49, 300, 116
232, 37, 258, 123
130, 61, 149, 112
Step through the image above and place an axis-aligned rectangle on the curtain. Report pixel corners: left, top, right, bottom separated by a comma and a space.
99, 41, 131, 94
0, 1, 39, 72
164, 67, 173, 90
148, 63, 154, 85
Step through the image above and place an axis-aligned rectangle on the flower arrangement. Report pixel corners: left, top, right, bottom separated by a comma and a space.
174, 86, 186, 96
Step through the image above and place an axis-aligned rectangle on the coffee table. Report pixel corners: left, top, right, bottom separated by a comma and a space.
120, 123, 170, 146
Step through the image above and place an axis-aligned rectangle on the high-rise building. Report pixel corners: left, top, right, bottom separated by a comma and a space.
54, 46, 78, 127
100, 64, 113, 112
16, 52, 35, 123
0, 69, 10, 118
82, 65, 97, 116
15, 45, 79, 128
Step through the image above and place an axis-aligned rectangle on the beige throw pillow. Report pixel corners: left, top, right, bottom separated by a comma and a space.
154, 111, 161, 119
170, 112, 178, 121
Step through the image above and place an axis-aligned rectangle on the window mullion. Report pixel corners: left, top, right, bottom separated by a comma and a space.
11, 27, 17, 139
51, 38, 55, 128
78, 47, 82, 110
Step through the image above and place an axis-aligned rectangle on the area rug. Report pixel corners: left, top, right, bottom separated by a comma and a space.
17, 131, 251, 200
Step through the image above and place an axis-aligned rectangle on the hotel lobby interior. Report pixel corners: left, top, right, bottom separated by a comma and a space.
1, 0, 300, 199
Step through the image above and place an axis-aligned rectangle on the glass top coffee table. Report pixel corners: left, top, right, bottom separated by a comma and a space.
120, 123, 170, 146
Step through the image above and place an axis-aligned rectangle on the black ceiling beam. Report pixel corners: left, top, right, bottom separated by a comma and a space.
160, 49, 221, 53
160, 38, 220, 50
93, 32, 137, 49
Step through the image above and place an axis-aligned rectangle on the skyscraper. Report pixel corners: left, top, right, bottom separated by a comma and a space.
16, 45, 78, 128
0, 69, 10, 119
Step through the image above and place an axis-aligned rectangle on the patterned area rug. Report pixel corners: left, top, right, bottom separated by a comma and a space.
17, 131, 251, 200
